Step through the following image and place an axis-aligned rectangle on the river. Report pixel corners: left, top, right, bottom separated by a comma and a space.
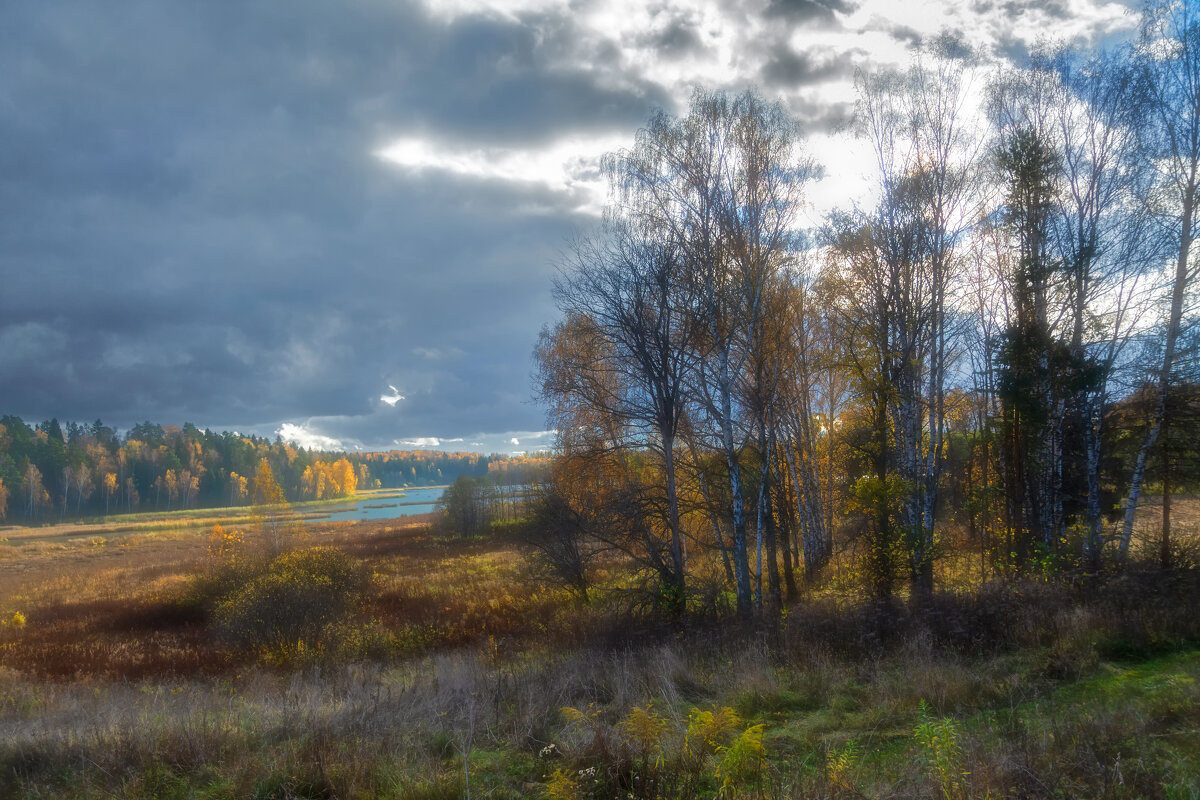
304, 486, 446, 523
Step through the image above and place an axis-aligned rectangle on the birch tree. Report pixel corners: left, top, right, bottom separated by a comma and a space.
777, 267, 836, 581
851, 38, 979, 596
1121, 0, 1200, 562
1045, 44, 1155, 568
606, 89, 812, 617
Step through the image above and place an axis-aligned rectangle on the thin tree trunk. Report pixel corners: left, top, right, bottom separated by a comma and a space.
688, 438, 736, 585
1161, 415, 1172, 569
755, 453, 765, 611
872, 393, 894, 602
1122, 188, 1194, 560
718, 347, 753, 617
1083, 394, 1105, 571
775, 463, 799, 599
762, 421, 782, 611
662, 434, 686, 615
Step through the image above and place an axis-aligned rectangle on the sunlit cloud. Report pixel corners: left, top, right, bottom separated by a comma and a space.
277, 423, 345, 451
381, 385, 406, 407
400, 437, 444, 447
396, 435, 462, 447
376, 134, 622, 213
417, 0, 568, 22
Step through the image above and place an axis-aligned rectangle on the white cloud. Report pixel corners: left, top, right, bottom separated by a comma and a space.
277, 423, 345, 451
266, 425, 552, 454
381, 384, 406, 407
376, 134, 622, 213
392, 436, 466, 448
401, 437, 443, 447
417, 0, 567, 22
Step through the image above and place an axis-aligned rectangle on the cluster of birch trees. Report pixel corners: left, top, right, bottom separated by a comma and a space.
533, 1, 1199, 615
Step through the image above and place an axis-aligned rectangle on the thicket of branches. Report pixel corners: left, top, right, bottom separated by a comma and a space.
532, 3, 1200, 618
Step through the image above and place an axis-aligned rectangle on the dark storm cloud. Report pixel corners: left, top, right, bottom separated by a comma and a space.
760, 44, 860, 88
976, 0, 1073, 20
882, 22, 925, 48
994, 31, 1033, 64
9, 0, 1118, 449
649, 20, 706, 58
786, 96, 855, 136
0, 0, 664, 446
765, 0, 859, 26
395, 12, 671, 145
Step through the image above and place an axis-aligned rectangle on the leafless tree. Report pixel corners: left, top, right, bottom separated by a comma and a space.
606, 88, 813, 616
544, 215, 700, 614
850, 37, 980, 596
1121, 0, 1200, 562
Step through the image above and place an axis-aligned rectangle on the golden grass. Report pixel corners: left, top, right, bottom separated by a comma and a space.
2, 500, 1200, 798
0, 487, 417, 543
0, 510, 593, 679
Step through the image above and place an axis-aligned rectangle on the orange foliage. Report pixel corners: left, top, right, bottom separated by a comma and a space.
207, 523, 245, 561
299, 457, 358, 500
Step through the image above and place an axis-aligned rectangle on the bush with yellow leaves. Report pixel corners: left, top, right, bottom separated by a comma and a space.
213, 546, 371, 663
824, 738, 860, 796
207, 523, 245, 562
544, 767, 583, 800
713, 723, 765, 798
684, 706, 742, 763
914, 700, 968, 800
554, 703, 764, 799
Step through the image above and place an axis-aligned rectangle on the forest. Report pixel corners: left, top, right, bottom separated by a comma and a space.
0, 415, 540, 522
530, 4, 1200, 617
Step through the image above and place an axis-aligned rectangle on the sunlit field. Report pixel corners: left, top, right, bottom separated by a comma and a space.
0, 487, 411, 548
2, 503, 1199, 799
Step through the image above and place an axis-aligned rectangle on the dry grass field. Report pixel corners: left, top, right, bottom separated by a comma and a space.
1, 503, 1199, 798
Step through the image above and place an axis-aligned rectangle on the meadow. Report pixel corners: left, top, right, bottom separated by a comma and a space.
2, 505, 1199, 799
0, 487, 413, 547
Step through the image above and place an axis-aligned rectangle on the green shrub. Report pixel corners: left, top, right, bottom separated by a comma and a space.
213, 547, 370, 660
914, 700, 967, 800
251, 772, 333, 800
714, 723, 766, 798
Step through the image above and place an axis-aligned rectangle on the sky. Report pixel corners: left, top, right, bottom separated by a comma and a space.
0, 0, 1140, 454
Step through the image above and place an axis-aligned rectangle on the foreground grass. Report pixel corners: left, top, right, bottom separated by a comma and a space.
1, 515, 1199, 798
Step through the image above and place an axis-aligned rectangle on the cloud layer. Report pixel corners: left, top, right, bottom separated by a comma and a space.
0, 0, 1137, 451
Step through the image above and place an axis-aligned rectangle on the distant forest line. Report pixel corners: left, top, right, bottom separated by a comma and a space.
0, 415, 548, 523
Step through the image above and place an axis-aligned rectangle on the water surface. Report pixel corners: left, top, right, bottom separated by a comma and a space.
309, 486, 445, 523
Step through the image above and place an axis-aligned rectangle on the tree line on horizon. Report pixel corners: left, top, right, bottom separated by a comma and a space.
531, 2, 1200, 618
0, 415, 547, 523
